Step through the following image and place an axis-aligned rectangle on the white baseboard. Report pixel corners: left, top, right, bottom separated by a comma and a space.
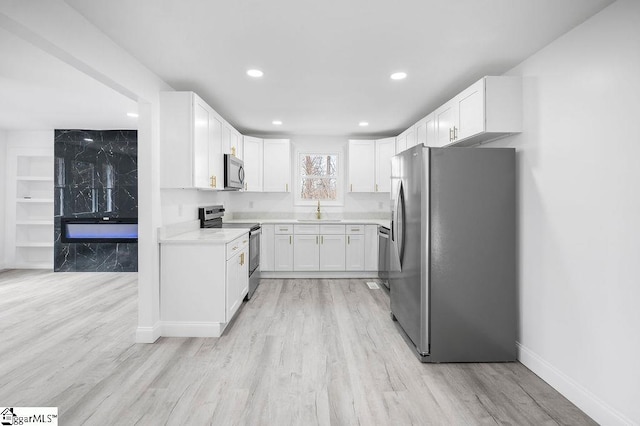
160, 321, 225, 338
517, 342, 633, 426
135, 322, 161, 343
261, 271, 379, 279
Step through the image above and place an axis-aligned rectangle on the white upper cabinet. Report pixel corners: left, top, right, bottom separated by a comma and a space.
224, 126, 243, 160
415, 113, 436, 147
433, 76, 522, 147
396, 132, 407, 154
160, 91, 239, 190
348, 140, 376, 193
405, 127, 418, 148
375, 137, 395, 193
263, 139, 291, 192
243, 136, 263, 191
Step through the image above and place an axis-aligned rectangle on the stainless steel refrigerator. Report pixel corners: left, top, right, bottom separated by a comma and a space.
389, 145, 516, 363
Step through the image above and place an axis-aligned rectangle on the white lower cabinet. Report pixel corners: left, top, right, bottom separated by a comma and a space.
274, 233, 294, 271
345, 234, 365, 271
319, 234, 346, 271
261, 222, 378, 274
160, 233, 249, 337
294, 234, 320, 270
226, 246, 248, 320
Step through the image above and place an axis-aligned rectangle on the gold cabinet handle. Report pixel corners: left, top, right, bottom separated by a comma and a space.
243, 240, 247, 244
285, 183, 289, 192
449, 128, 453, 142
210, 175, 217, 188
245, 182, 247, 190
375, 184, 378, 192
350, 184, 353, 192
316, 236, 318, 244
454, 126, 458, 140
289, 235, 292, 244
321, 236, 324, 244
348, 235, 350, 244
231, 146, 236, 156
232, 246, 238, 251
240, 252, 245, 265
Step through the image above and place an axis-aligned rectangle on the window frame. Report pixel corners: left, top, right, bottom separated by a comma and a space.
294, 149, 344, 206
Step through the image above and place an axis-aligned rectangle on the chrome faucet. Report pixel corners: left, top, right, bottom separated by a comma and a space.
316, 200, 321, 219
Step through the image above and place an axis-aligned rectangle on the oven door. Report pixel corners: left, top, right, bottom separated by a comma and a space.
248, 228, 260, 274
224, 154, 245, 190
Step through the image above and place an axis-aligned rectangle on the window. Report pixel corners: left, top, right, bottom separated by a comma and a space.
296, 152, 342, 205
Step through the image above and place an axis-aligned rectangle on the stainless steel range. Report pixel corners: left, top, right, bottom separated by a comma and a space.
199, 206, 261, 299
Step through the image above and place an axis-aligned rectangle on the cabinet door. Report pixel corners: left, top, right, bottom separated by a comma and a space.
375, 138, 395, 193
226, 253, 241, 321
239, 248, 249, 300
345, 234, 365, 271
455, 78, 485, 141
263, 139, 291, 192
193, 99, 210, 188
293, 235, 320, 271
424, 114, 437, 147
274, 234, 294, 271
348, 140, 375, 193
320, 234, 345, 271
406, 128, 417, 148
416, 119, 427, 146
396, 134, 407, 154
364, 225, 379, 271
222, 125, 231, 155
243, 136, 263, 191
208, 113, 223, 189
261, 224, 275, 271
434, 102, 455, 147
230, 129, 243, 160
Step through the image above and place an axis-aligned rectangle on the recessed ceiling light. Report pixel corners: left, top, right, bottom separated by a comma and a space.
84, 138, 93, 142
272, 120, 283, 125
127, 112, 139, 118
359, 121, 369, 127
247, 69, 264, 78
390, 72, 407, 80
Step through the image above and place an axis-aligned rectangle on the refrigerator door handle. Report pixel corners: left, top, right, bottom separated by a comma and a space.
397, 181, 406, 267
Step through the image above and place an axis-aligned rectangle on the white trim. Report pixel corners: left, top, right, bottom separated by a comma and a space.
261, 271, 378, 279
160, 321, 225, 338
517, 342, 633, 426
135, 322, 162, 343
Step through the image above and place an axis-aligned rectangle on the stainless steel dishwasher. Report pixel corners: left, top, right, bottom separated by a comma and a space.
378, 225, 390, 289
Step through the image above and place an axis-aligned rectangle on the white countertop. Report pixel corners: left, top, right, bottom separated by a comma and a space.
225, 218, 391, 229
159, 228, 248, 245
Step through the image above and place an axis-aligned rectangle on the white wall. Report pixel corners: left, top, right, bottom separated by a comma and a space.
0, 1, 172, 343
228, 135, 390, 218
486, 1, 640, 424
0, 130, 6, 269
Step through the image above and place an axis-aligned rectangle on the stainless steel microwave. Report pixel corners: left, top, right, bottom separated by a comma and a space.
224, 154, 245, 190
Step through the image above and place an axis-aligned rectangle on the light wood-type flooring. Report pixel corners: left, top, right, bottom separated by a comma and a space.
0, 270, 595, 425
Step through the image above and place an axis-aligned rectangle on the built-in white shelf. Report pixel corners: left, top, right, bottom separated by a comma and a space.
6, 147, 55, 269
16, 176, 54, 182
15, 242, 54, 248
16, 220, 54, 226
16, 198, 54, 203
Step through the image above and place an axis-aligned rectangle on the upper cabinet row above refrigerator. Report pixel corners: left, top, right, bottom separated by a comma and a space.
397, 76, 522, 152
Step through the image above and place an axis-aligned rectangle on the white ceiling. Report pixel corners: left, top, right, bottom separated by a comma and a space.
63, 0, 613, 137
3, 0, 614, 136
0, 26, 137, 131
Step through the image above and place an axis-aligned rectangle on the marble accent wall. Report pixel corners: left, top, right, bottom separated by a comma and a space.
54, 130, 138, 272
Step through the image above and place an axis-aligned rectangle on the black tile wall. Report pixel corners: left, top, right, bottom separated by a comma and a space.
54, 130, 138, 272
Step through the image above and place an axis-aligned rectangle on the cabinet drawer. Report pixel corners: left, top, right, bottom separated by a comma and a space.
226, 234, 249, 259
320, 224, 346, 235
294, 224, 320, 235
346, 225, 365, 235
274, 224, 294, 234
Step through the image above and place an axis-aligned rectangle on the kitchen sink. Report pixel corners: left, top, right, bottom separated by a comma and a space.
296, 219, 343, 223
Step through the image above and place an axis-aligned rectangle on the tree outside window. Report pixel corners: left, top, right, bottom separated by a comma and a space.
299, 153, 338, 201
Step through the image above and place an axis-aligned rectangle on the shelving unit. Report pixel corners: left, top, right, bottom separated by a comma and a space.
5, 147, 54, 269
